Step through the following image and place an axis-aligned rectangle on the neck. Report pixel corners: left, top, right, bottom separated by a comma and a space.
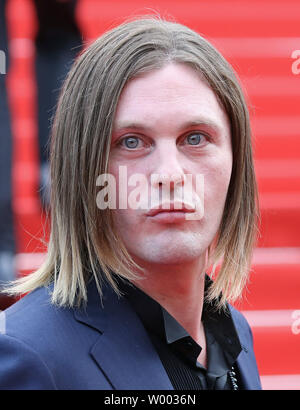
132, 255, 207, 342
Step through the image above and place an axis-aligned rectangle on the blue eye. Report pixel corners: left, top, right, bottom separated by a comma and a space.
186, 133, 204, 145
123, 137, 140, 149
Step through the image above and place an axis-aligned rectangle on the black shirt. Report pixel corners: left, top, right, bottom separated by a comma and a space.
119, 277, 242, 390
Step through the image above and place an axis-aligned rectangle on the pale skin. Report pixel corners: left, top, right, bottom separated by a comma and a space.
109, 63, 233, 367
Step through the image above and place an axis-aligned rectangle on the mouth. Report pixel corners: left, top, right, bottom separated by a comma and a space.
146, 202, 196, 218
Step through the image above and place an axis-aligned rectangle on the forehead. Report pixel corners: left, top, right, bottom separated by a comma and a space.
112, 63, 230, 135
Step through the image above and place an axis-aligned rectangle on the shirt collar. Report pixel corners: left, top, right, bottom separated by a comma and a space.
162, 307, 189, 343
118, 275, 242, 368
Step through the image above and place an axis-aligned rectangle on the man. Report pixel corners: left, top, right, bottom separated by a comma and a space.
0, 17, 261, 390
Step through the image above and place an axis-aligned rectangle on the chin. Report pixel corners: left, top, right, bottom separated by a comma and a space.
132, 234, 207, 266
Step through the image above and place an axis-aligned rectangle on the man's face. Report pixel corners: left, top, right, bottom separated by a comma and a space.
108, 63, 232, 268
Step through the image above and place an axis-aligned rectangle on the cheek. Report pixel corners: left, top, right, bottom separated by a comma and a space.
203, 155, 233, 206
107, 160, 119, 181
111, 209, 136, 242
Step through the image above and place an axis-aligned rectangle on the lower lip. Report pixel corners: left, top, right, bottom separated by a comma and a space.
147, 211, 192, 223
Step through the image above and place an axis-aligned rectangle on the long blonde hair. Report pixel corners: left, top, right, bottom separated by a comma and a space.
6, 16, 259, 308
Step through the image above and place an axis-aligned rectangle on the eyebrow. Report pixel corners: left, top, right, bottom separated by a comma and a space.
113, 118, 223, 135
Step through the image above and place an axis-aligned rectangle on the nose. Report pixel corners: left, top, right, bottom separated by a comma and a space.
150, 140, 185, 190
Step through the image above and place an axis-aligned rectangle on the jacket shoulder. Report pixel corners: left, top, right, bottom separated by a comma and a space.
0, 333, 57, 389
3, 286, 72, 341
0, 287, 62, 389
0, 285, 111, 389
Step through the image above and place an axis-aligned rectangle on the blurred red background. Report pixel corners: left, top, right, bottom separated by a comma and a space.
3, 0, 300, 389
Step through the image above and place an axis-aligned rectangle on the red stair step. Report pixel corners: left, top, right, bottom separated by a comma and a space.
242, 312, 300, 375
234, 248, 300, 311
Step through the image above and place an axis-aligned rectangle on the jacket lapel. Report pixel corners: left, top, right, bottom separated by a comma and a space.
229, 306, 262, 390
74, 280, 173, 390
236, 348, 262, 390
